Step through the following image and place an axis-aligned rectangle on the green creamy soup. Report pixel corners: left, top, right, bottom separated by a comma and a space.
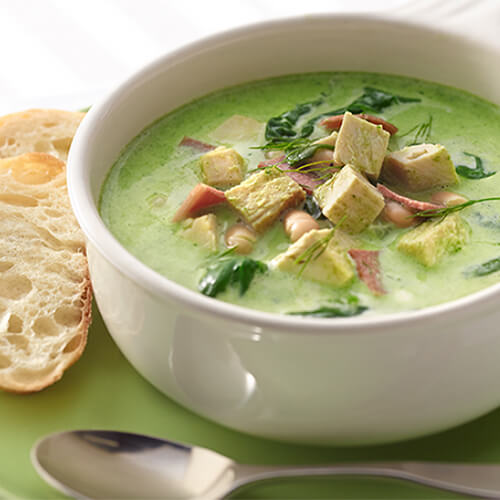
100, 72, 500, 317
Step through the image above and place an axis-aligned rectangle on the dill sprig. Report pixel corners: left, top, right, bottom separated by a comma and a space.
399, 115, 433, 146
257, 159, 337, 183
257, 138, 311, 153
294, 216, 346, 276
414, 197, 500, 218
255, 138, 334, 167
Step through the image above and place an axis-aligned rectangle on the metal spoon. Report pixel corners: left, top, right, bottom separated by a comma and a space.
32, 430, 500, 499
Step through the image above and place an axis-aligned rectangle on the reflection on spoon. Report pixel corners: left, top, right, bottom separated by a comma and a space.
32, 430, 500, 499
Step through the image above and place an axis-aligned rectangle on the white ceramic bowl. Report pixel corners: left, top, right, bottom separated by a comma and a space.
68, 14, 500, 445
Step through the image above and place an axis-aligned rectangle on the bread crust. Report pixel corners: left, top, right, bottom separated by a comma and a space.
0, 109, 84, 162
0, 151, 92, 393
0, 273, 92, 394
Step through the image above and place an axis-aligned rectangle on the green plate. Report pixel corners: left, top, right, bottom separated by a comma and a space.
1, 303, 498, 499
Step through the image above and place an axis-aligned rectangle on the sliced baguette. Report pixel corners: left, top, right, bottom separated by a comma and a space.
0, 109, 85, 162
0, 153, 91, 393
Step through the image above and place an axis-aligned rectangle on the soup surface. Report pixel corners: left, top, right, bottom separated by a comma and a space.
100, 72, 500, 317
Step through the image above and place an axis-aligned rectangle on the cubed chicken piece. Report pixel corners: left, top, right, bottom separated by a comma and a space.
225, 170, 305, 232
272, 228, 354, 286
314, 165, 385, 234
209, 115, 264, 143
382, 143, 458, 192
397, 213, 469, 267
180, 214, 218, 251
200, 146, 245, 187
333, 112, 390, 179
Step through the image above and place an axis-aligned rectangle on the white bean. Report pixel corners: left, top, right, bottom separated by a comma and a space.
225, 224, 256, 254
431, 191, 467, 207
283, 210, 319, 242
382, 200, 417, 228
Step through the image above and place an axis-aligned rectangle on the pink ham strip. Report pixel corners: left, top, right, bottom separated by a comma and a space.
258, 156, 334, 194
348, 249, 386, 295
172, 183, 226, 222
377, 184, 442, 213
321, 114, 398, 135
179, 136, 216, 152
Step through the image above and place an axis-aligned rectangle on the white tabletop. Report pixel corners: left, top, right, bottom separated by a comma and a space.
0, 0, 498, 114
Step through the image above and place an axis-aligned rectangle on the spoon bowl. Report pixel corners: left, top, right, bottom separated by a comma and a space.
32, 430, 500, 499
32, 430, 235, 499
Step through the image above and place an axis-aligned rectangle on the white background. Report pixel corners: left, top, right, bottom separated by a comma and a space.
0, 0, 498, 114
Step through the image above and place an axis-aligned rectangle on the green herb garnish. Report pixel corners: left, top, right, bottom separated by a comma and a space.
256, 138, 334, 167
286, 143, 334, 166
199, 256, 267, 297
456, 152, 495, 180
398, 115, 433, 146
300, 87, 420, 138
265, 96, 324, 142
264, 88, 420, 144
413, 197, 500, 218
464, 256, 500, 278
288, 295, 367, 318
258, 157, 336, 182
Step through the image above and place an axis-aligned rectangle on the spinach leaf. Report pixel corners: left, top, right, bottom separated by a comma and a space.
199, 257, 267, 297
349, 87, 420, 113
288, 295, 367, 318
303, 196, 325, 220
265, 88, 420, 144
464, 256, 500, 278
299, 87, 420, 138
456, 152, 495, 180
265, 96, 324, 142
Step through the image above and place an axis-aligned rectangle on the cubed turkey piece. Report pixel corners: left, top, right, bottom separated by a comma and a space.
314, 165, 385, 234
314, 131, 338, 147
333, 112, 390, 179
209, 115, 264, 143
200, 146, 245, 187
397, 213, 469, 267
382, 143, 458, 192
225, 170, 305, 232
180, 214, 218, 251
272, 228, 355, 286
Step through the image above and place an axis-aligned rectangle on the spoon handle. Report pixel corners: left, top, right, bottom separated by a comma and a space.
229, 462, 500, 499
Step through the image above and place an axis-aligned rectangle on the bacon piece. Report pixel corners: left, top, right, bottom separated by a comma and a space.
321, 114, 398, 135
179, 136, 216, 152
258, 156, 285, 167
377, 184, 442, 213
258, 156, 336, 194
172, 183, 225, 222
348, 249, 386, 295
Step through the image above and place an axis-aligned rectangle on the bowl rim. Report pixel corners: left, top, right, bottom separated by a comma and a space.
68, 12, 500, 333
